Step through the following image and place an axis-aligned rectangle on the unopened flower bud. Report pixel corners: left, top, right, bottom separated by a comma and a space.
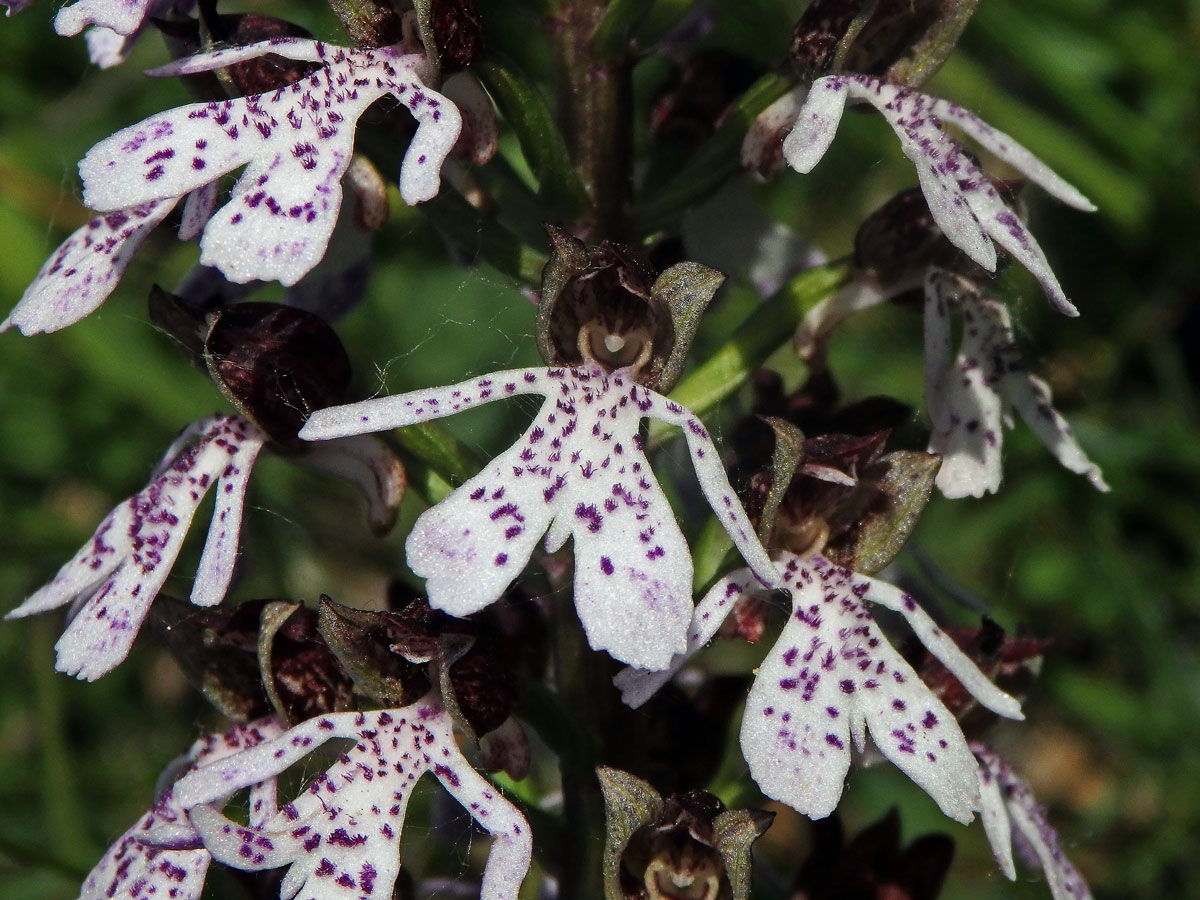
427, 0, 485, 73
790, 0, 981, 88
651, 52, 761, 153
258, 601, 357, 724
204, 303, 353, 447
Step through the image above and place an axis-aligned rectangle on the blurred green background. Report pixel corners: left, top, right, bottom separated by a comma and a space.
1, 1, 1198, 898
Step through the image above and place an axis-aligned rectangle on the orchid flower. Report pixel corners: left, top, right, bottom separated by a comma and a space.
765, 74, 1094, 316
300, 364, 780, 671
82, 39, 458, 283
615, 552, 1022, 823
925, 271, 1107, 498
2, 38, 465, 338
172, 699, 531, 900
973, 743, 1095, 900
80, 717, 284, 900
5, 415, 403, 679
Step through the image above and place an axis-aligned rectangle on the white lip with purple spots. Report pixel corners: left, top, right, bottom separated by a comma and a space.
780, 74, 1095, 316
300, 363, 780, 671
174, 700, 531, 900
924, 271, 1107, 499
77, 39, 460, 287
973, 743, 1095, 900
616, 551, 1022, 823
79, 717, 284, 900
5, 415, 265, 681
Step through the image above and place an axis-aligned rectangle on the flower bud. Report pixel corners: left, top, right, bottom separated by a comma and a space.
317, 595, 518, 738
651, 52, 761, 153
732, 378, 937, 575
427, 0, 485, 73
204, 303, 353, 447
790, 0, 981, 88
258, 601, 357, 725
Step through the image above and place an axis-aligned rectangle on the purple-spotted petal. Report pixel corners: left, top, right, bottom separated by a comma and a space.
79, 718, 282, 900
649, 399, 779, 585
972, 744, 1094, 900
780, 78, 848, 174
78, 0, 194, 67
5, 415, 265, 680
925, 273, 1106, 497
409, 417, 567, 619
782, 75, 1091, 315
931, 100, 1096, 212
564, 424, 694, 670
614, 569, 761, 708
924, 276, 1005, 498
78, 40, 459, 286
2, 0, 35, 16
742, 555, 983, 822
302, 364, 778, 669
179, 181, 219, 242
2, 200, 176, 336
55, 0, 150, 37
177, 702, 531, 900
999, 362, 1109, 493
191, 429, 264, 608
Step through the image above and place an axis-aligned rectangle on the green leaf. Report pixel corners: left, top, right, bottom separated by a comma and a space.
597, 767, 664, 900
391, 420, 483, 494
477, 59, 591, 217
420, 187, 549, 285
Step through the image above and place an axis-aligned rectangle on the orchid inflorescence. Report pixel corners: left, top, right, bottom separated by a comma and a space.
4, 1, 1105, 899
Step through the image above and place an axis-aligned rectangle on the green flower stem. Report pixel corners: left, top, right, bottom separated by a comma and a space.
549, 573, 610, 900
549, 0, 633, 238
32, 620, 94, 871
649, 260, 853, 449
